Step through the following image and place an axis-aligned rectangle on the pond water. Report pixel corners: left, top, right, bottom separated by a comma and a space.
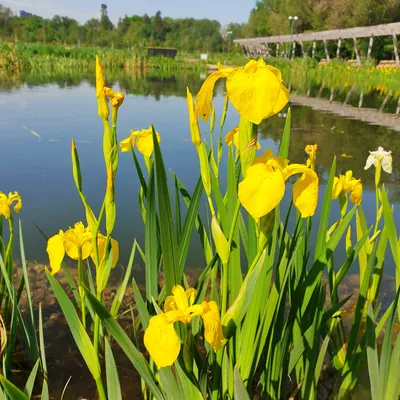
0, 68, 399, 397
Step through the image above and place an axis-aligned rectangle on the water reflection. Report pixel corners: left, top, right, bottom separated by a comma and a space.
0, 69, 399, 277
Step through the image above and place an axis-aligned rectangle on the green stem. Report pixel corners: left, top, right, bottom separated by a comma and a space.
77, 250, 86, 329
95, 376, 107, 400
227, 200, 241, 249
93, 292, 102, 358
221, 262, 228, 316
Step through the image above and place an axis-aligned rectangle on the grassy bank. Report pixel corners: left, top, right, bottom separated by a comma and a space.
0, 42, 208, 74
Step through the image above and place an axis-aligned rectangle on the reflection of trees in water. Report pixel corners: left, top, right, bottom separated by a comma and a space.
259, 105, 400, 193
5, 69, 213, 99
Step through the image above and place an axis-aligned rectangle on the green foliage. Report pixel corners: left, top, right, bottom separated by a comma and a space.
0, 5, 224, 52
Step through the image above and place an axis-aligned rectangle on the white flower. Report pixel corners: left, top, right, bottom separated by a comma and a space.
364, 146, 392, 174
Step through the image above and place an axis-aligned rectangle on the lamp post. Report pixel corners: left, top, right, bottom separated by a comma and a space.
227, 30, 233, 54
288, 15, 298, 59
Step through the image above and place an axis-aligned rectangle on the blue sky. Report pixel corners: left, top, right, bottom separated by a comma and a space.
3, 0, 255, 26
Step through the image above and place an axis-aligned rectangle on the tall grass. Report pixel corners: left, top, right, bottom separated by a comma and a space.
0, 43, 204, 75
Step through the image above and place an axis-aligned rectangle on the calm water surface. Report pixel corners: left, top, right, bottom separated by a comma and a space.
1, 70, 400, 278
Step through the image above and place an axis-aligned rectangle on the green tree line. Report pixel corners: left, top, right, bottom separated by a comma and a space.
0, 4, 227, 52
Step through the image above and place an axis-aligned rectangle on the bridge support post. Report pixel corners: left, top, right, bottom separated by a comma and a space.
336, 38, 341, 58
353, 37, 361, 66
312, 40, 316, 58
392, 32, 399, 66
323, 39, 330, 62
291, 41, 296, 59
276, 42, 280, 57
367, 35, 374, 60
299, 41, 306, 58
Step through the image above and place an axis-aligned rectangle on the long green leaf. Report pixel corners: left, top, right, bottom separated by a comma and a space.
222, 250, 266, 338
314, 157, 336, 261
0, 376, 29, 400
234, 365, 251, 400
278, 107, 291, 159
24, 358, 40, 397
177, 176, 204, 275
366, 305, 381, 400
152, 125, 179, 293
110, 240, 136, 318
105, 338, 122, 400
46, 271, 101, 380
145, 162, 159, 301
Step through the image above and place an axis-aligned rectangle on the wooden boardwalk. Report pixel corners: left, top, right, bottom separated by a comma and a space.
234, 22, 400, 65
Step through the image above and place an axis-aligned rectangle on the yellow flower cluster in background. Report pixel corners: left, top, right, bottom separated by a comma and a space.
46, 221, 119, 275
332, 171, 362, 206
0, 191, 22, 219
144, 285, 224, 369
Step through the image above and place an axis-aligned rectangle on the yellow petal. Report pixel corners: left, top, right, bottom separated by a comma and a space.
332, 177, 342, 200
185, 288, 197, 306
201, 301, 224, 352
254, 148, 274, 164
283, 164, 319, 218
119, 136, 134, 152
224, 126, 238, 147
238, 162, 285, 219
172, 285, 189, 312
225, 126, 260, 151
46, 232, 65, 275
144, 314, 181, 369
135, 129, 161, 157
196, 70, 230, 122
226, 61, 289, 124
9, 192, 22, 214
186, 87, 201, 145
0, 201, 10, 219
292, 173, 319, 218
350, 182, 362, 205
92, 234, 119, 268
95, 56, 105, 98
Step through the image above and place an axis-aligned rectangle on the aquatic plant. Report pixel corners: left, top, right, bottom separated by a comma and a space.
2, 56, 400, 399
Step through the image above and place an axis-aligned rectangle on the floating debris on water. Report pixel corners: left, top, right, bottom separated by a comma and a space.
74, 140, 93, 144
341, 153, 353, 158
23, 125, 41, 140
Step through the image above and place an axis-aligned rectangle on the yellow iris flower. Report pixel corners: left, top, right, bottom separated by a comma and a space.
238, 149, 319, 219
332, 171, 362, 205
104, 87, 125, 109
225, 126, 261, 151
120, 126, 161, 157
144, 285, 224, 369
95, 56, 109, 121
46, 222, 119, 275
0, 191, 22, 219
196, 59, 289, 125
186, 87, 201, 146
305, 144, 318, 169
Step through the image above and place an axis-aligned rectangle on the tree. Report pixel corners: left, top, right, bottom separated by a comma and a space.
100, 4, 113, 31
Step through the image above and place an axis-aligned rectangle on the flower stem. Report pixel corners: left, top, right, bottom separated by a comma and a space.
221, 262, 228, 316
93, 292, 102, 358
77, 250, 86, 329
95, 376, 107, 400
